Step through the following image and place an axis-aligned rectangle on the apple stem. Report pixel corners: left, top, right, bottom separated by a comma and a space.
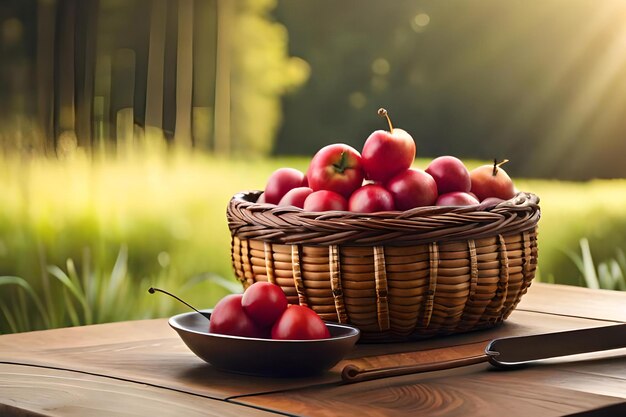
333, 151, 348, 174
378, 108, 394, 133
492, 159, 510, 176
148, 287, 211, 321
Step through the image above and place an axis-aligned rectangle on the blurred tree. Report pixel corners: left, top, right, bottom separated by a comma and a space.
0, 0, 309, 157
275, 0, 626, 180
228, 0, 310, 155
3, 0, 626, 179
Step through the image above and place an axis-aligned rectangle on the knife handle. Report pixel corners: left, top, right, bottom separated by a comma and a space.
341, 354, 489, 384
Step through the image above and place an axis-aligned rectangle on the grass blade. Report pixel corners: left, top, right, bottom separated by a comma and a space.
66, 258, 92, 324
82, 247, 95, 304
67, 259, 85, 296
17, 289, 30, 331
47, 266, 92, 324
579, 238, 600, 289
0, 276, 50, 328
0, 302, 18, 334
105, 245, 128, 305
609, 260, 625, 291
616, 249, 626, 273
597, 262, 612, 290
37, 243, 57, 328
63, 287, 81, 327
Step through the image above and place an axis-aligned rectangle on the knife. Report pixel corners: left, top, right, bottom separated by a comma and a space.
341, 323, 626, 384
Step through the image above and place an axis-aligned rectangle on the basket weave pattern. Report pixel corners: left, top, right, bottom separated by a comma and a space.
228, 191, 540, 341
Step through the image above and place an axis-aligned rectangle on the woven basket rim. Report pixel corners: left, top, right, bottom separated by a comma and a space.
227, 191, 540, 246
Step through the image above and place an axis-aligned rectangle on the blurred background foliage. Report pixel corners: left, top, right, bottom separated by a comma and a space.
1, 0, 625, 333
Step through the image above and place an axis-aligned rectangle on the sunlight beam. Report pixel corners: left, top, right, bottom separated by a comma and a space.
534, 11, 626, 173
495, 2, 621, 149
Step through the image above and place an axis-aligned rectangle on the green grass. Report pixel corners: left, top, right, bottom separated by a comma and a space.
0, 151, 310, 333
1, 152, 625, 333
564, 238, 626, 291
516, 178, 626, 286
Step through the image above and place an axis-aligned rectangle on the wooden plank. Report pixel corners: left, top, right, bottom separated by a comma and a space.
0, 364, 278, 417
0, 319, 337, 400
0, 311, 621, 402
0, 283, 623, 413
543, 358, 626, 399
517, 283, 626, 322
233, 361, 626, 417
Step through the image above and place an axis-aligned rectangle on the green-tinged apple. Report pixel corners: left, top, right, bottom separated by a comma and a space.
470, 159, 516, 201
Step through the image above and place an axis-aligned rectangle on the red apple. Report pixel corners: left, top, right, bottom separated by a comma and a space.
264, 168, 307, 204
271, 305, 330, 340
278, 187, 313, 208
303, 190, 348, 211
436, 192, 479, 206
470, 159, 516, 201
348, 184, 395, 213
385, 168, 438, 210
362, 108, 416, 182
209, 294, 268, 338
425, 156, 471, 194
307, 144, 364, 198
241, 282, 288, 327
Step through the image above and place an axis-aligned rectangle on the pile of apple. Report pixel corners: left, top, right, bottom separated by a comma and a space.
257, 109, 516, 212
211, 281, 330, 340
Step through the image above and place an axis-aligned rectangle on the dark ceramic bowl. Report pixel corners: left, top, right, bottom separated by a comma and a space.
169, 310, 360, 377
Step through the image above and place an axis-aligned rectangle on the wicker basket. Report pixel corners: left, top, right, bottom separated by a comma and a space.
227, 191, 540, 342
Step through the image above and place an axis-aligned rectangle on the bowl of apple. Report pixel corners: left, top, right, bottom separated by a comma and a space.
227, 108, 540, 342
156, 283, 360, 377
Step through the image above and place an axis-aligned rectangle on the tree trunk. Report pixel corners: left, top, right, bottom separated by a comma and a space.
53, 0, 77, 154
36, 0, 57, 155
213, 0, 233, 156
144, 0, 167, 140
175, 0, 194, 148
74, 0, 99, 151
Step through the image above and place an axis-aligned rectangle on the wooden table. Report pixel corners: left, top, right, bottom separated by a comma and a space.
1, 283, 624, 416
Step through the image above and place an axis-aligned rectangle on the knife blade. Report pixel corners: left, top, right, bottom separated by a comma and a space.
486, 323, 626, 367
341, 323, 626, 384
